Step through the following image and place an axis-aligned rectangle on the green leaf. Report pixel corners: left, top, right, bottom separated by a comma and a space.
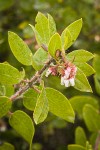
9, 110, 35, 149
33, 82, 49, 124
29, 24, 43, 45
94, 75, 100, 95
70, 96, 99, 118
8, 31, 33, 66
48, 33, 62, 58
46, 87, 75, 123
35, 12, 50, 45
61, 28, 72, 50
32, 48, 48, 70
0, 142, 14, 150
48, 14, 57, 37
0, 84, 5, 96
67, 50, 94, 62
64, 18, 82, 49
86, 141, 93, 150
74, 68, 92, 92
75, 127, 87, 146
4, 85, 14, 97
93, 54, 100, 79
30, 13, 56, 46
89, 132, 98, 147
68, 144, 85, 150
0, 83, 14, 97
83, 104, 100, 132
0, 96, 12, 118
23, 89, 38, 111
0, 63, 24, 85
74, 62, 95, 76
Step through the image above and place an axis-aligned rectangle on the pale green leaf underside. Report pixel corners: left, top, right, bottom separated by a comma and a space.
32, 48, 48, 70
48, 33, 62, 58
74, 68, 92, 92
0, 96, 12, 118
9, 110, 35, 149
67, 50, 94, 62
70, 96, 99, 118
46, 87, 75, 123
0, 63, 24, 85
75, 127, 87, 147
68, 144, 85, 150
33, 82, 49, 124
23, 89, 38, 111
0, 142, 15, 150
83, 104, 100, 132
8, 31, 33, 66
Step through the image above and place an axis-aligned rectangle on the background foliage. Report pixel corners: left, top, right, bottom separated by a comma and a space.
0, 0, 100, 150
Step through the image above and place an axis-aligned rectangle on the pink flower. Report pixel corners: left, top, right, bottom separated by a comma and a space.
61, 64, 77, 87
45, 66, 57, 77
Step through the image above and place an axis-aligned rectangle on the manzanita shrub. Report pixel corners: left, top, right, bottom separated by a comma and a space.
0, 12, 97, 150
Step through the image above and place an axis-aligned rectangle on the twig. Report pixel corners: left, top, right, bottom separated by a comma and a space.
94, 131, 100, 150
41, 44, 48, 51
10, 58, 53, 101
31, 86, 41, 94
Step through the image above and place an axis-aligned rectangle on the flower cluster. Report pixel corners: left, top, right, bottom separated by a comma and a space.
45, 62, 77, 88
61, 63, 77, 87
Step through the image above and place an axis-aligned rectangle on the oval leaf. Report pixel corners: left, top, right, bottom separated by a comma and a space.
23, 89, 38, 111
68, 144, 85, 150
8, 31, 33, 66
33, 83, 49, 124
67, 50, 94, 62
83, 104, 100, 132
74, 62, 95, 76
46, 87, 75, 123
0, 142, 14, 150
70, 96, 98, 118
94, 75, 100, 95
61, 28, 72, 50
48, 33, 62, 58
74, 68, 92, 92
35, 12, 50, 45
0, 96, 12, 118
32, 48, 48, 70
9, 110, 35, 148
75, 127, 87, 146
29, 24, 43, 45
93, 54, 100, 79
48, 14, 57, 37
0, 63, 24, 85
64, 18, 82, 49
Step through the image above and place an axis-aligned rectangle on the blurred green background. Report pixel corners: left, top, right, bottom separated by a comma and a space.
0, 0, 100, 150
